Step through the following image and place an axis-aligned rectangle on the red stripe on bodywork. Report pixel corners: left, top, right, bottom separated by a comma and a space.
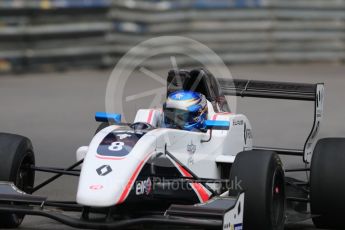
147, 110, 154, 124
176, 163, 210, 203
96, 155, 125, 160
212, 112, 232, 121
116, 152, 153, 204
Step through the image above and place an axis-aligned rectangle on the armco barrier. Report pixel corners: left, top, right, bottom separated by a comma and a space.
0, 0, 344, 73
0, 0, 111, 73
106, 0, 345, 68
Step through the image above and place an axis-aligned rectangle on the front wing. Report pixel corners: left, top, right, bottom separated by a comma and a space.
0, 182, 244, 230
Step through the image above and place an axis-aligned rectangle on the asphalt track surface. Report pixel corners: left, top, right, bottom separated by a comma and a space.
1, 64, 345, 230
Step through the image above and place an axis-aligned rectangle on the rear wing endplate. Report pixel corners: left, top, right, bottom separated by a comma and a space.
219, 79, 324, 163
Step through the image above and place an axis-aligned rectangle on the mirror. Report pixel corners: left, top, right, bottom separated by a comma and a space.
95, 112, 121, 123
204, 120, 230, 130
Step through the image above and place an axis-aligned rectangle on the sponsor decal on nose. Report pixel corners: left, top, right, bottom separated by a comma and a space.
89, 184, 104, 190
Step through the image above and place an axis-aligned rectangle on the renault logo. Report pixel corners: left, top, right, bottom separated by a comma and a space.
96, 165, 112, 176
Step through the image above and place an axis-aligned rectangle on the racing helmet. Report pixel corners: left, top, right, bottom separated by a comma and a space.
163, 90, 208, 131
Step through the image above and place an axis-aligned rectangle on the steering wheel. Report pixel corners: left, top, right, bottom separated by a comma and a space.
129, 122, 154, 131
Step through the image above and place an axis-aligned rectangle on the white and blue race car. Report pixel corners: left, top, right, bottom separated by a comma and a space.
0, 68, 344, 230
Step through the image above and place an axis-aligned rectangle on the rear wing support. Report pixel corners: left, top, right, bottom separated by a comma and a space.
219, 79, 324, 163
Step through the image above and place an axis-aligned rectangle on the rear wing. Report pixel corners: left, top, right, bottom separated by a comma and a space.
218, 79, 324, 163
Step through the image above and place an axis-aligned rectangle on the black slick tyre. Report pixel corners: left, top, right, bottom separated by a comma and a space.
0, 133, 35, 228
310, 138, 345, 229
229, 150, 285, 230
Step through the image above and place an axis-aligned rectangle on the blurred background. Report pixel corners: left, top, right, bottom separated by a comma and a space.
0, 0, 344, 73
0, 1, 345, 229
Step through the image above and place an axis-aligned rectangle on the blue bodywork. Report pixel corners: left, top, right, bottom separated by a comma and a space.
95, 112, 121, 123
204, 120, 230, 130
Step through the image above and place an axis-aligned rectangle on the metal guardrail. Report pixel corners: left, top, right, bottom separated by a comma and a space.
0, 0, 344, 73
106, 0, 345, 68
0, 0, 110, 9
0, 0, 111, 72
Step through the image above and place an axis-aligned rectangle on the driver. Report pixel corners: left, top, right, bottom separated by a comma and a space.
163, 90, 208, 131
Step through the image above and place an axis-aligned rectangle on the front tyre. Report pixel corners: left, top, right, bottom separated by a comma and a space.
0, 133, 35, 228
310, 138, 345, 229
229, 150, 285, 230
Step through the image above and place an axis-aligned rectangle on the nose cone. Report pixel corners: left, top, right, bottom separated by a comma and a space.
77, 178, 125, 207
76, 126, 157, 207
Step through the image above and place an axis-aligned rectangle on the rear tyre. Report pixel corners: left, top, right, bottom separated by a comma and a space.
229, 150, 285, 230
0, 133, 35, 228
310, 138, 345, 229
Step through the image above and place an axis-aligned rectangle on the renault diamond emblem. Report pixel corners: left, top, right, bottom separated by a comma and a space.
96, 165, 112, 176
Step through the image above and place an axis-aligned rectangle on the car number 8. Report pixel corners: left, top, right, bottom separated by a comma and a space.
108, 142, 124, 151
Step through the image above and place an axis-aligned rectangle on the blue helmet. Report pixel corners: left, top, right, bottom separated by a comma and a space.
163, 90, 208, 131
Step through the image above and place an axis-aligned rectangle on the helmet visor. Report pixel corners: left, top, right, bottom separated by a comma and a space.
164, 108, 198, 129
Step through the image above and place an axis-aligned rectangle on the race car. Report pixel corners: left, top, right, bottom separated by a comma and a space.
0, 68, 345, 230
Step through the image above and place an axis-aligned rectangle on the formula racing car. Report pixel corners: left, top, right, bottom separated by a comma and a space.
0, 68, 345, 230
